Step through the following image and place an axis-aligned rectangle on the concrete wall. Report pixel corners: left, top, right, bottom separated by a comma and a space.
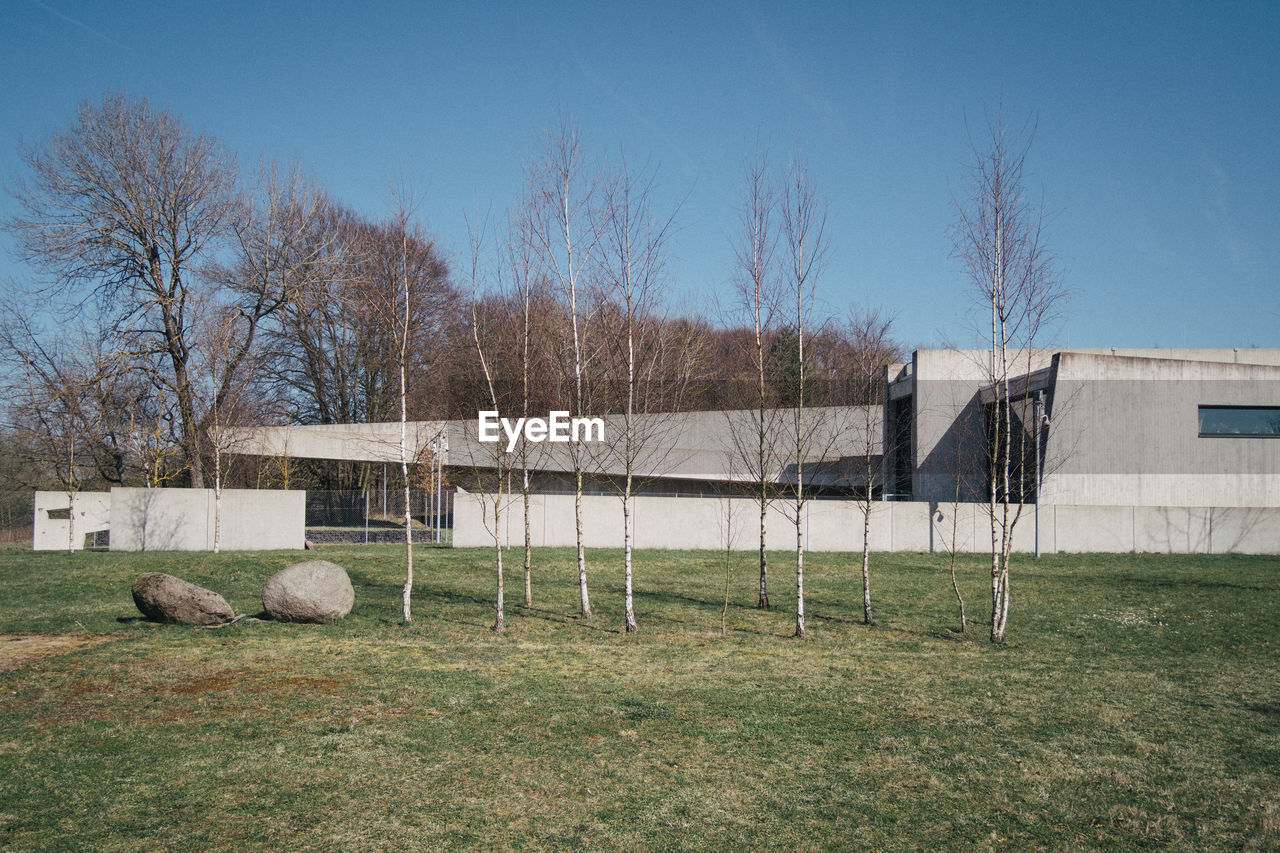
109, 488, 305, 552
32, 491, 111, 551
906, 348, 1280, 507
454, 491, 1280, 554
1041, 353, 1280, 507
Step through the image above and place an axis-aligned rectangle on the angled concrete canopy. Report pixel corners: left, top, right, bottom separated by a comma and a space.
229, 347, 1280, 508
228, 406, 883, 492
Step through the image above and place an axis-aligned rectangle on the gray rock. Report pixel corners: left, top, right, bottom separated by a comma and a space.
132, 572, 235, 626
262, 560, 354, 623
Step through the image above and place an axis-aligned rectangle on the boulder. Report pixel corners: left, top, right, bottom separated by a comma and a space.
262, 560, 354, 623
132, 572, 235, 626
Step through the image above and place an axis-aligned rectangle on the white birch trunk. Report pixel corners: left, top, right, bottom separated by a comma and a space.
522, 467, 532, 608
861, 508, 872, 625
494, 497, 504, 632
400, 358, 413, 623
67, 488, 75, 555
399, 220, 414, 624
575, 468, 590, 618
214, 441, 222, 555
623, 481, 635, 633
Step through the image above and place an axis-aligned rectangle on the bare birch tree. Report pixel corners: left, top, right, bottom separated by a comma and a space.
389, 191, 420, 623
503, 186, 551, 607
528, 117, 604, 619
951, 109, 1063, 643
595, 156, 685, 633
467, 212, 508, 632
779, 154, 829, 639
724, 150, 784, 610
842, 307, 898, 625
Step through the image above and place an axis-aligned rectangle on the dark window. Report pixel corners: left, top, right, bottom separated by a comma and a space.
1198, 406, 1280, 437
888, 395, 913, 497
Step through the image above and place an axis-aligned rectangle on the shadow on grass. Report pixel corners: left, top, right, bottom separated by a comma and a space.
514, 605, 621, 635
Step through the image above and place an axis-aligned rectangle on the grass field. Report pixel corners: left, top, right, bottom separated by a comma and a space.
0, 544, 1276, 851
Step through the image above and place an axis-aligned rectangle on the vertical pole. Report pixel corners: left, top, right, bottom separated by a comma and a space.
382, 462, 387, 518
364, 490, 370, 545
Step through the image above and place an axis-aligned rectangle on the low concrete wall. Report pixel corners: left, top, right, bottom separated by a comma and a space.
109, 488, 305, 552
32, 491, 112, 551
453, 492, 1280, 554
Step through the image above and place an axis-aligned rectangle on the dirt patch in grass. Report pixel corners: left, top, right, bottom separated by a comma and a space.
0, 632, 125, 673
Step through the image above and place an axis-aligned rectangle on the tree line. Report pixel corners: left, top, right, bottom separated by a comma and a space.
3, 93, 1061, 643
0, 94, 903, 497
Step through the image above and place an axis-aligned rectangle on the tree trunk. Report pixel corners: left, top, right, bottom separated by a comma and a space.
214, 440, 222, 555
522, 467, 532, 607
67, 489, 76, 555
861, 508, 872, 625
794, 515, 805, 638
494, 499, 505, 632
400, 366, 413, 623
623, 484, 636, 633
576, 468, 590, 618
758, 485, 769, 608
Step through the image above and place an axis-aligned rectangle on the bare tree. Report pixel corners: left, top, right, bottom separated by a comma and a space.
842, 307, 898, 625
528, 117, 604, 619
0, 313, 125, 551
4, 93, 242, 487
724, 149, 784, 610
502, 185, 553, 607
951, 109, 1063, 643
467, 212, 509, 632
779, 154, 829, 639
264, 198, 454, 443
714, 486, 745, 636
594, 156, 686, 633
204, 307, 239, 555
206, 162, 326, 549
392, 194, 417, 623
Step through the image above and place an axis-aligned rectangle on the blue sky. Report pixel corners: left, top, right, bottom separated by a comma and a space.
2, 0, 1277, 349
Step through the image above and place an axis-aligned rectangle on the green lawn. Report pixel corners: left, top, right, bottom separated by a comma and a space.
0, 544, 1276, 851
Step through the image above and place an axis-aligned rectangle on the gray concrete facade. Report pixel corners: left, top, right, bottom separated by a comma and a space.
32, 491, 111, 551
32, 488, 306, 552
889, 347, 1280, 508
108, 488, 306, 551
224, 346, 1280, 553
453, 490, 1280, 555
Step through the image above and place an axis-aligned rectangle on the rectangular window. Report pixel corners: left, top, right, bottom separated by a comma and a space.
1198, 406, 1280, 437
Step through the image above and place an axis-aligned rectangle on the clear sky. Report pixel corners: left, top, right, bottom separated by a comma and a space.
2, 0, 1277, 350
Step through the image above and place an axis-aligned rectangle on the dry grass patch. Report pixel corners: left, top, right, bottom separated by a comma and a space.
0, 632, 125, 673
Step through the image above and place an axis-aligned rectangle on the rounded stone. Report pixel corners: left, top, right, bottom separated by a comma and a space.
261, 560, 354, 623
132, 572, 235, 626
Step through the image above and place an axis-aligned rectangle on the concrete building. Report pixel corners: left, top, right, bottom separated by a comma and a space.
225, 347, 1280, 554
231, 347, 1280, 508
888, 348, 1280, 508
